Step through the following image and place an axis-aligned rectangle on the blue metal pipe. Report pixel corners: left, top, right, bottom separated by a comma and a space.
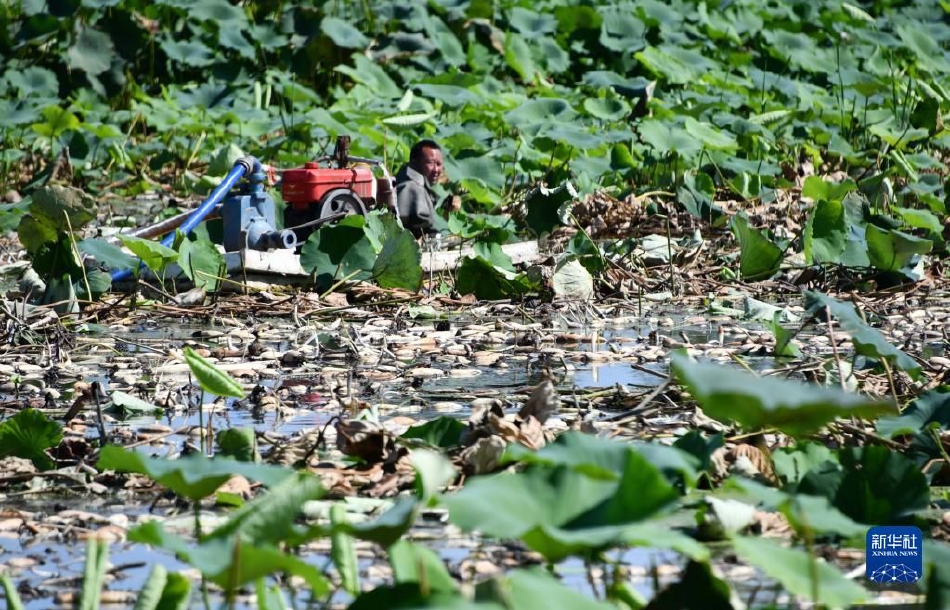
110, 157, 258, 283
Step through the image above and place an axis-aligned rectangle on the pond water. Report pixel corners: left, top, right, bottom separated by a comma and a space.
0, 302, 813, 609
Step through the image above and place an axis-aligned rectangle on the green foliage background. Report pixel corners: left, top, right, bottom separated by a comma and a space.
2, 0, 949, 214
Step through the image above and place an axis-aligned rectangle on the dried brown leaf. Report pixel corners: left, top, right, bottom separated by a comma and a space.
336, 419, 394, 464
458, 435, 506, 475
518, 378, 560, 424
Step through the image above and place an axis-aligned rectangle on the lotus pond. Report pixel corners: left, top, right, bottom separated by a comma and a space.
1, 284, 949, 610
7, 0, 950, 608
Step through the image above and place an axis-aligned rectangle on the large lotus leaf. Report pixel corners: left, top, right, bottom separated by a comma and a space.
33, 105, 80, 139
801, 175, 858, 204
506, 431, 697, 486
400, 417, 465, 449
771, 442, 838, 489
598, 7, 646, 52
503, 98, 577, 129
189, 0, 246, 23
868, 117, 930, 149
0, 198, 28, 233
610, 142, 637, 171
206, 472, 324, 545
805, 292, 922, 379
865, 224, 932, 272
424, 19, 465, 66
643, 561, 736, 610
183, 346, 245, 398
504, 31, 541, 83
129, 522, 329, 595
832, 446, 930, 524
372, 231, 422, 291
97, 446, 294, 500
895, 206, 943, 235
509, 8, 558, 35
683, 117, 738, 152
581, 70, 654, 100
731, 213, 783, 280
300, 219, 375, 285
671, 354, 895, 436
17, 215, 59, 252
677, 171, 727, 227
27, 185, 96, 237
0, 408, 62, 471
159, 37, 215, 68
635, 46, 694, 84
443, 455, 699, 562
761, 29, 822, 71
536, 37, 570, 74
804, 198, 847, 264
923, 541, 950, 608
583, 97, 631, 121
208, 143, 245, 176
348, 584, 500, 610
524, 180, 577, 236
216, 28, 254, 60
532, 123, 605, 150
472, 241, 515, 272
444, 155, 506, 191
322, 17, 370, 49
177, 237, 224, 291
4, 67, 59, 97
67, 26, 114, 76
388, 540, 457, 594
496, 568, 632, 610
78, 267, 111, 300
414, 84, 480, 107
364, 209, 404, 252
0, 103, 40, 132
726, 477, 866, 540
639, 119, 702, 158
335, 54, 402, 99
118, 234, 178, 276
897, 22, 950, 74
456, 256, 539, 300
340, 497, 420, 548
78, 238, 136, 272
732, 536, 867, 608
446, 211, 514, 242
877, 388, 950, 438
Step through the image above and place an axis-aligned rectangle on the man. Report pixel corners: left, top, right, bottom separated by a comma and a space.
395, 140, 444, 237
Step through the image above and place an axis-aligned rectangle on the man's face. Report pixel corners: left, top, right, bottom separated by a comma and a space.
413, 146, 444, 185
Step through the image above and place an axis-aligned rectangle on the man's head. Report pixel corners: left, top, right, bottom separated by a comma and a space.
409, 140, 444, 185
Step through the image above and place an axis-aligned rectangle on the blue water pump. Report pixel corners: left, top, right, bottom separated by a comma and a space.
110, 156, 296, 282
221, 158, 297, 252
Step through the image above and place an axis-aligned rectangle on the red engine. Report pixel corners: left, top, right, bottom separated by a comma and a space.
277, 143, 396, 244
282, 163, 379, 211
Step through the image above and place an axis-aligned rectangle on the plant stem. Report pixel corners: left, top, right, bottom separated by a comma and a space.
880, 356, 899, 407
63, 211, 92, 303
92, 381, 107, 448
665, 215, 675, 295
825, 307, 847, 392
930, 426, 950, 470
